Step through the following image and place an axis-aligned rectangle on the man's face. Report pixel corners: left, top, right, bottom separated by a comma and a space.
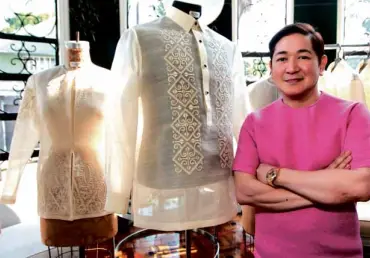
270, 33, 327, 98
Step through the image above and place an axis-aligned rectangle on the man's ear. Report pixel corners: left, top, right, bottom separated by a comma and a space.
319, 55, 328, 75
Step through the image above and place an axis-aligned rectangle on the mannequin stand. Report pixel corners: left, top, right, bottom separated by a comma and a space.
115, 228, 220, 258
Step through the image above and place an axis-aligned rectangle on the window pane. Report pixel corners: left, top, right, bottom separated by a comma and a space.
128, 0, 169, 28
243, 57, 270, 82
0, 0, 56, 38
343, 0, 370, 45
238, 0, 288, 52
0, 81, 23, 111
0, 39, 56, 74
345, 55, 366, 70
0, 120, 16, 153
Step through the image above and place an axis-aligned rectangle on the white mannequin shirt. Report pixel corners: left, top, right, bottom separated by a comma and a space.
110, 6, 248, 231
0, 64, 124, 221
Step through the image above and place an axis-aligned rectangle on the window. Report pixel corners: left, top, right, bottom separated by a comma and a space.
341, 0, 370, 45
338, 0, 370, 70
237, 0, 293, 82
0, 0, 59, 160
127, 0, 168, 28
338, 0, 370, 64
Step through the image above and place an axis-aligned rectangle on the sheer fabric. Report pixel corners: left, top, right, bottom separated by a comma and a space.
0, 65, 125, 221
109, 7, 248, 230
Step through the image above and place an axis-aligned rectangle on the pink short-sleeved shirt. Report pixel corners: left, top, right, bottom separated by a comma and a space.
233, 92, 370, 258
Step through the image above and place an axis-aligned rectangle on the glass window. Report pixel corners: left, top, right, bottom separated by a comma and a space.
237, 0, 290, 81
237, 0, 288, 52
342, 0, 370, 45
338, 0, 370, 70
0, 0, 56, 38
128, 0, 169, 28
0, 0, 58, 161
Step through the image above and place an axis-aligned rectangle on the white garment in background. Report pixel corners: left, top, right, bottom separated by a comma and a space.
110, 6, 248, 231
246, 76, 279, 112
0, 65, 123, 221
357, 59, 370, 109
246, 75, 328, 113
320, 60, 366, 104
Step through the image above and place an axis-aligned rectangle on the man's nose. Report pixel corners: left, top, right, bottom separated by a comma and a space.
286, 58, 299, 74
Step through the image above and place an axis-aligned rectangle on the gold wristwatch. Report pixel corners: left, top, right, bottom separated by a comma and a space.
266, 168, 281, 187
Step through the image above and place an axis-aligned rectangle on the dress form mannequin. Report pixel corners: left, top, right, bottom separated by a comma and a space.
39, 39, 118, 247
63, 40, 91, 70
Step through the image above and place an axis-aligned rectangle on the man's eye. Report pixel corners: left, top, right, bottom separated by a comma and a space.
276, 57, 287, 62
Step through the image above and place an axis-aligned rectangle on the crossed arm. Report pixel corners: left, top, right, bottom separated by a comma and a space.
234, 151, 370, 211
272, 165, 370, 205
234, 172, 313, 211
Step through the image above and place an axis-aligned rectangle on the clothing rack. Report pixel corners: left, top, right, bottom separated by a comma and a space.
325, 43, 370, 62
342, 50, 369, 57
242, 51, 269, 58
324, 43, 370, 50
241, 43, 370, 58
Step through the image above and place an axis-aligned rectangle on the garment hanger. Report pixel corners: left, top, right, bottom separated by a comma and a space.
172, 0, 202, 19
330, 44, 343, 72
167, 0, 224, 25
358, 42, 370, 74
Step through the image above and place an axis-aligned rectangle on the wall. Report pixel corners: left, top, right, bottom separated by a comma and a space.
68, 0, 121, 69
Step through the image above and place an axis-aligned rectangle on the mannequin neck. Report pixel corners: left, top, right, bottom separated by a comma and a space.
172, 1, 202, 19
63, 41, 91, 70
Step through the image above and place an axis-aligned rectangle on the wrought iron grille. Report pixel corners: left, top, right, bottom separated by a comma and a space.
242, 52, 270, 85
0, 0, 59, 161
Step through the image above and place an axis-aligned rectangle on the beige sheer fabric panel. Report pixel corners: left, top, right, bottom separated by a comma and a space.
105, 29, 140, 215
0, 65, 124, 221
0, 76, 40, 204
110, 7, 248, 231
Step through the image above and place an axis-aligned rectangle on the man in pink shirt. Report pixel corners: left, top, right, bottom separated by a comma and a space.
233, 23, 370, 257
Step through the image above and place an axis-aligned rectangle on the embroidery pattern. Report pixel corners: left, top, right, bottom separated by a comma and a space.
161, 29, 203, 175
207, 36, 234, 169
39, 149, 107, 218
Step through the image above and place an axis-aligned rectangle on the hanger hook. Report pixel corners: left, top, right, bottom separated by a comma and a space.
336, 44, 342, 60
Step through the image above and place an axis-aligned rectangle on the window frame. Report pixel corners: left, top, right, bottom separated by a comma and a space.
0, 0, 68, 160
235, 0, 294, 82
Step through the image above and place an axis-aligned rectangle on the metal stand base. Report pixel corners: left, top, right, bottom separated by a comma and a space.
115, 228, 220, 258
46, 237, 115, 258
46, 246, 79, 258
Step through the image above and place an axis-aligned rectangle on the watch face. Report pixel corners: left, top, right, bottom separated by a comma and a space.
266, 169, 276, 184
